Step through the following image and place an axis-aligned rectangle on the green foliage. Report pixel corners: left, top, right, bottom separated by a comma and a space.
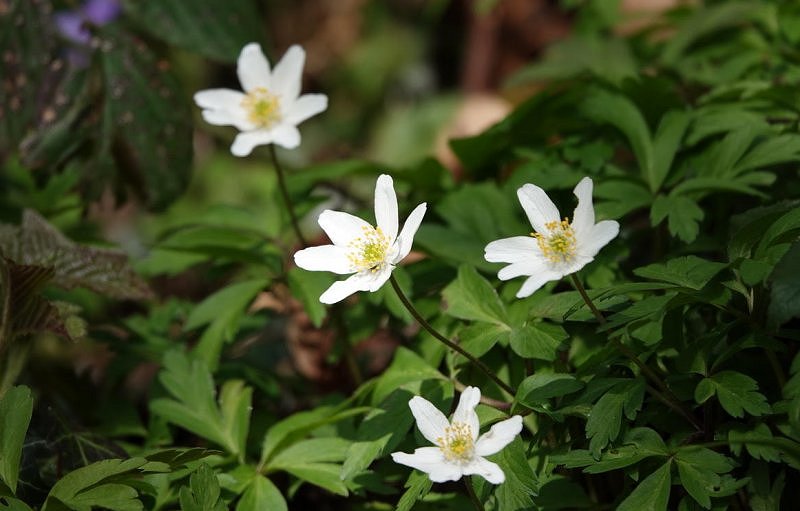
3, 0, 800, 509
0, 386, 33, 495
150, 351, 252, 461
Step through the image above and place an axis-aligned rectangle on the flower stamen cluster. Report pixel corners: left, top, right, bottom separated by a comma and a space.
533, 218, 576, 263
437, 422, 475, 463
241, 87, 282, 128
347, 226, 391, 273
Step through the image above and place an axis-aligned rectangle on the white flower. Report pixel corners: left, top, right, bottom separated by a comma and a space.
293, 174, 426, 304
484, 177, 619, 298
391, 387, 523, 484
193, 43, 328, 156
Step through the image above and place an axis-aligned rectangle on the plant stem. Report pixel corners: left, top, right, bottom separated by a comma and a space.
269, 145, 307, 247
389, 274, 515, 397
465, 477, 485, 511
570, 274, 702, 431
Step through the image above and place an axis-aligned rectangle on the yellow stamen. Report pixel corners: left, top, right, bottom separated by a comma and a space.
437, 422, 475, 462
532, 217, 577, 263
241, 87, 282, 127
347, 226, 390, 273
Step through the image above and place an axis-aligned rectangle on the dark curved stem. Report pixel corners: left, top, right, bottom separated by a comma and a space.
269, 145, 307, 247
570, 274, 702, 432
389, 274, 515, 397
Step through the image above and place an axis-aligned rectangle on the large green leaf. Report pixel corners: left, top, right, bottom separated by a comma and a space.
442, 265, 509, 326
179, 464, 226, 511
695, 370, 771, 418
0, 0, 60, 162
0, 386, 33, 494
123, 0, 265, 62
92, 26, 192, 210
235, 475, 286, 511
616, 461, 672, 511
150, 351, 252, 461
42, 458, 148, 511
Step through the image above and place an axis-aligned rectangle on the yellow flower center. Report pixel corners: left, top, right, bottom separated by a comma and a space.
241, 87, 282, 127
348, 226, 390, 273
437, 422, 475, 462
532, 218, 577, 263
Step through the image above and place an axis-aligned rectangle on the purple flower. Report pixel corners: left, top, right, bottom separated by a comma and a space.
55, 0, 121, 45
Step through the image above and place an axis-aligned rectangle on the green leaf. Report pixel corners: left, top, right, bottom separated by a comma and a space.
94, 26, 193, 210
150, 351, 253, 460
492, 437, 536, 511
0, 0, 61, 161
396, 471, 432, 511
508, 323, 567, 361
583, 428, 669, 474
235, 476, 286, 511
123, 0, 266, 62
651, 111, 691, 192
694, 370, 771, 418
506, 35, 637, 87
617, 461, 672, 511
288, 267, 332, 327
185, 278, 268, 369
259, 404, 369, 467
372, 347, 445, 405
279, 463, 348, 496
651, 195, 704, 243
43, 458, 148, 511
340, 389, 418, 482
634, 256, 727, 290
586, 379, 645, 457
179, 464, 226, 511
516, 374, 584, 407
269, 437, 350, 468
675, 447, 735, 508
580, 89, 654, 191
0, 386, 33, 494
458, 323, 510, 359
442, 265, 509, 325
767, 241, 800, 328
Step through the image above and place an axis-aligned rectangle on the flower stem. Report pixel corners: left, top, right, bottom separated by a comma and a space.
389, 274, 516, 397
569, 274, 702, 432
269, 145, 307, 247
465, 477, 485, 511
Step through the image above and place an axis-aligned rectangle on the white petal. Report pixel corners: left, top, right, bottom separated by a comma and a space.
319, 273, 370, 304
231, 130, 273, 157
484, 236, 538, 264
391, 448, 463, 483
365, 264, 393, 292
462, 456, 505, 484
392, 203, 427, 263
517, 184, 561, 234
516, 271, 562, 298
475, 416, 523, 456
408, 396, 449, 445
271, 45, 305, 102
496, 258, 547, 281
578, 220, 620, 258
237, 43, 271, 92
201, 108, 253, 132
293, 245, 352, 274
374, 174, 399, 242
452, 387, 480, 442
270, 124, 301, 149
571, 177, 595, 238
317, 210, 372, 246
194, 88, 245, 110
286, 94, 328, 125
